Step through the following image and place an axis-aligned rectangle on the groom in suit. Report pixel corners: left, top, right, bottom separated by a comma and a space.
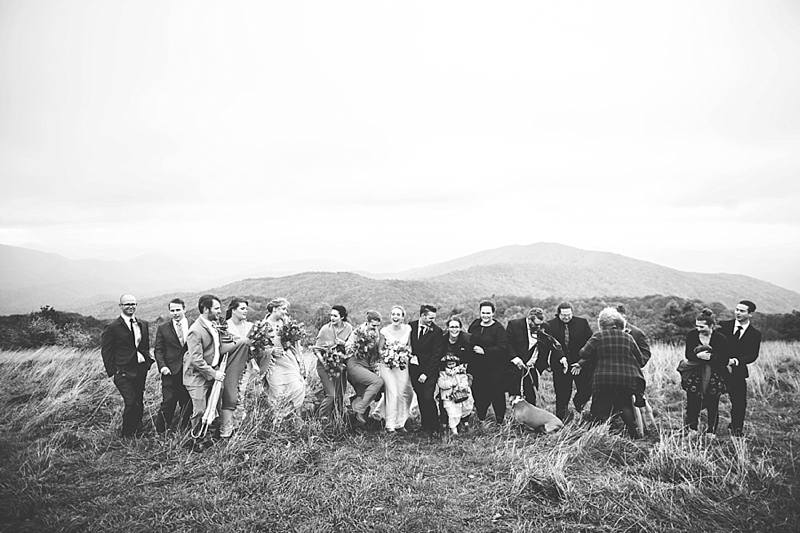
184, 295, 228, 444
718, 300, 762, 437
409, 304, 444, 435
101, 294, 155, 438
154, 298, 191, 433
506, 307, 559, 406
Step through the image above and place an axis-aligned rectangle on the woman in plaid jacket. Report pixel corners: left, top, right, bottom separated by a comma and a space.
571, 307, 645, 438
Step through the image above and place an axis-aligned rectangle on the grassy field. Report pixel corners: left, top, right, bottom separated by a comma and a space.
0, 342, 798, 532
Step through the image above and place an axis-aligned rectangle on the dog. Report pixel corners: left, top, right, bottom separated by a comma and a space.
511, 396, 563, 434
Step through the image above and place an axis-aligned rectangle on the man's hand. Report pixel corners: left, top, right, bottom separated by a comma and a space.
511, 357, 525, 370
473, 346, 485, 355
160, 367, 171, 376
696, 351, 711, 361
418, 374, 427, 384
570, 363, 581, 375
728, 358, 739, 367
214, 370, 225, 382
560, 357, 568, 373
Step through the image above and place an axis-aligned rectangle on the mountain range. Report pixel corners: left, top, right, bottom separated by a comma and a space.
3, 242, 794, 319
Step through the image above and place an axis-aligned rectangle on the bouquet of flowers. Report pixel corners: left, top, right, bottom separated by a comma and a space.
316, 344, 347, 379
383, 340, 410, 370
212, 317, 232, 342
346, 327, 379, 364
247, 319, 273, 360
280, 315, 307, 348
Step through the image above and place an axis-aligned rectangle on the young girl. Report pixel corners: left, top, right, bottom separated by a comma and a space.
437, 352, 474, 435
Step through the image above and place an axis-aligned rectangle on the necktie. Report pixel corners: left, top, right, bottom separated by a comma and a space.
734, 325, 742, 339
563, 323, 570, 349
129, 318, 137, 346
175, 321, 185, 344
420, 326, 426, 338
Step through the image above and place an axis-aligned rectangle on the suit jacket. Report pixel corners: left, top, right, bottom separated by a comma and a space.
409, 319, 444, 378
717, 319, 762, 378
101, 316, 154, 378
506, 317, 552, 373
545, 316, 593, 365
154, 320, 188, 375
625, 323, 651, 367
183, 318, 236, 387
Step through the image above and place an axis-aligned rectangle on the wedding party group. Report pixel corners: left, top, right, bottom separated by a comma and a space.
100, 293, 762, 450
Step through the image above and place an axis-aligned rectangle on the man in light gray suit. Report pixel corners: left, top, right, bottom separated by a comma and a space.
184, 294, 233, 448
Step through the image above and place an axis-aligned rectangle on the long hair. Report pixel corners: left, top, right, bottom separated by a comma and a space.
225, 297, 249, 320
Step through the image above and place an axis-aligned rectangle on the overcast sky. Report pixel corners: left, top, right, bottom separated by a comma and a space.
1, 1, 799, 292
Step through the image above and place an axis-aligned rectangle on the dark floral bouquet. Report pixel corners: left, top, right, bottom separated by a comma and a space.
247, 319, 272, 361
383, 340, 410, 370
280, 316, 307, 348
316, 344, 347, 379
346, 327, 379, 364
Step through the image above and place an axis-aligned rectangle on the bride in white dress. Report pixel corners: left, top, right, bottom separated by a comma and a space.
260, 297, 306, 412
378, 305, 414, 433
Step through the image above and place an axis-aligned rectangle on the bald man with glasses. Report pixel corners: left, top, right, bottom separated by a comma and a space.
101, 294, 155, 438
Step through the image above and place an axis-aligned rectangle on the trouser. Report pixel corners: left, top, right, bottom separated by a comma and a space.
685, 393, 721, 433
186, 381, 213, 438
471, 365, 506, 423
346, 358, 383, 415
317, 360, 347, 418
726, 373, 748, 432
156, 372, 191, 433
552, 367, 592, 420
591, 386, 638, 438
409, 363, 439, 431
113, 372, 147, 437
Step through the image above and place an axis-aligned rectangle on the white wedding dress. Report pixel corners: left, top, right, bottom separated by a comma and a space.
264, 323, 306, 412
377, 324, 414, 431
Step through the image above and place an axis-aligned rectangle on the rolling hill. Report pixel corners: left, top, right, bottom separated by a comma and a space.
6, 242, 800, 319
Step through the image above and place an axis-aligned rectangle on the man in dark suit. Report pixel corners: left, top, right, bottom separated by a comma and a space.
718, 300, 762, 437
101, 293, 155, 438
545, 302, 593, 421
409, 304, 444, 435
154, 297, 191, 433
506, 307, 560, 406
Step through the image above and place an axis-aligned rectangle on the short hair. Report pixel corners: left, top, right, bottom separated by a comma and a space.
447, 316, 463, 328
597, 307, 625, 330
168, 298, 185, 309
527, 307, 545, 320
365, 310, 382, 323
419, 304, 437, 316
739, 300, 757, 314
479, 300, 495, 312
615, 304, 627, 316
695, 308, 716, 327
225, 297, 249, 320
391, 305, 406, 317
198, 294, 220, 314
267, 297, 290, 314
556, 302, 573, 314
331, 305, 348, 321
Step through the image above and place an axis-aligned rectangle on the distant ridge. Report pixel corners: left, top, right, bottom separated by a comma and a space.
397, 243, 800, 314
5, 242, 799, 318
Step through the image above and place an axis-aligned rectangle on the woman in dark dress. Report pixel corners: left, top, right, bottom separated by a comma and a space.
679, 308, 729, 435
467, 301, 509, 425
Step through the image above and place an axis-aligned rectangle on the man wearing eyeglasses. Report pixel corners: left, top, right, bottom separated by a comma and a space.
101, 294, 155, 438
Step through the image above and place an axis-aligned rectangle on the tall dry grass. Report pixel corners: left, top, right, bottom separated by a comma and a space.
0, 342, 798, 532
